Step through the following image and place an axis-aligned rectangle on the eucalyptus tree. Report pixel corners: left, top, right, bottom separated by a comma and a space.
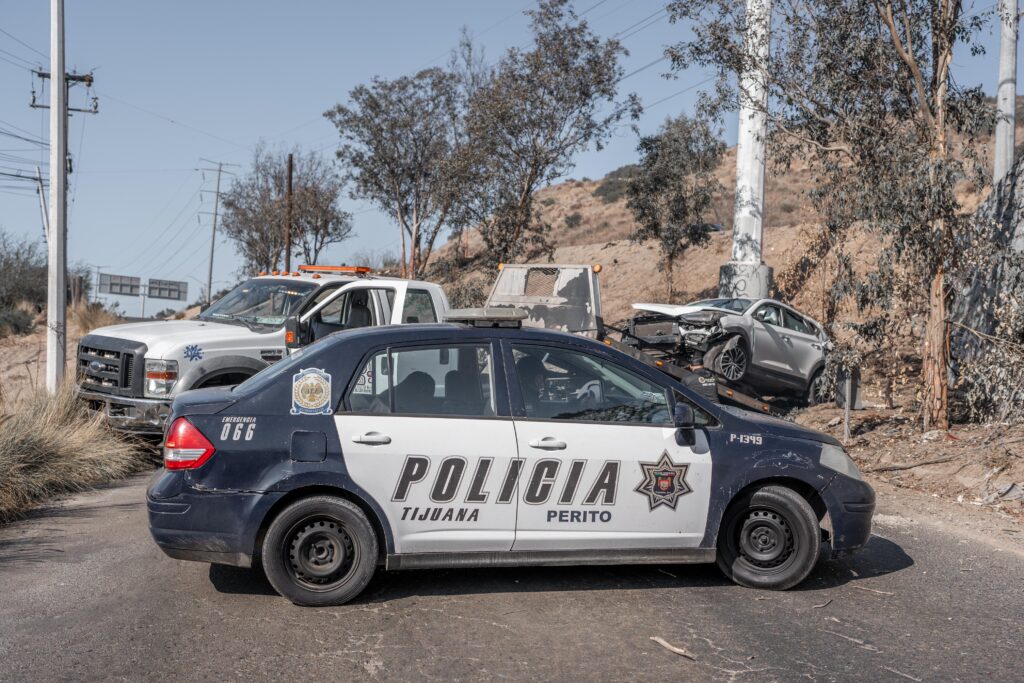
666, 0, 993, 429
626, 113, 725, 299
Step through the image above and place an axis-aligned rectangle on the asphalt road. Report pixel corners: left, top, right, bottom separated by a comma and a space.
1, 474, 1022, 682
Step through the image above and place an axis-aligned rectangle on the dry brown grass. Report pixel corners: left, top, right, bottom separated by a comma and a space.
0, 382, 150, 523
71, 303, 122, 333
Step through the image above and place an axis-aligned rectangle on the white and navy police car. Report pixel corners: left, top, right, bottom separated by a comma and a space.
148, 311, 875, 606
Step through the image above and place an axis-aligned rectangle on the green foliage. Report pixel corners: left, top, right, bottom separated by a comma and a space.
626, 114, 724, 298
667, 0, 994, 425
0, 308, 34, 337
564, 212, 583, 229
326, 68, 465, 277
592, 164, 639, 204
455, 0, 640, 266
0, 231, 46, 310
222, 146, 353, 275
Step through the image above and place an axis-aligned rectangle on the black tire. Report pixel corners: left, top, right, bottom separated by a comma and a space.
806, 370, 826, 406
714, 337, 749, 383
716, 485, 820, 590
261, 495, 378, 606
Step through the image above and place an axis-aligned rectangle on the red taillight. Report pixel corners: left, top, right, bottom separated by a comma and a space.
163, 417, 216, 470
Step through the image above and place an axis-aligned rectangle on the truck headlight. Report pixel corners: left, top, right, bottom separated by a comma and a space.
820, 443, 862, 481
144, 359, 178, 397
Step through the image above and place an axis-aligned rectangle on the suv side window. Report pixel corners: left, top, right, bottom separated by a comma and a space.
403, 289, 437, 323
782, 309, 813, 335
511, 344, 671, 425
753, 304, 782, 327
346, 344, 495, 417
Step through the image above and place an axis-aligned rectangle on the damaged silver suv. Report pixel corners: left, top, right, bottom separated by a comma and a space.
630, 298, 830, 403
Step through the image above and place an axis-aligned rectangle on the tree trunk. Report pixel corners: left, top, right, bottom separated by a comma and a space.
922, 266, 949, 430
666, 261, 675, 301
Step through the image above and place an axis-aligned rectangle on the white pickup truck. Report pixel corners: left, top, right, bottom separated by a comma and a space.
77, 265, 449, 434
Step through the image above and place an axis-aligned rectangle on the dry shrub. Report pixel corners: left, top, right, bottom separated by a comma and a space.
71, 302, 121, 333
0, 383, 149, 523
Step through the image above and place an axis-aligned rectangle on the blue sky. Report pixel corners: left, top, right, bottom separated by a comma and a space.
0, 0, 1012, 316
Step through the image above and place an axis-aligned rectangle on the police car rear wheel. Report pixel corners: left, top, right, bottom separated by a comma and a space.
716, 485, 820, 591
262, 496, 378, 606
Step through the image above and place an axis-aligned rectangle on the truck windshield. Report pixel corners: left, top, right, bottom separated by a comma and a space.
199, 279, 317, 327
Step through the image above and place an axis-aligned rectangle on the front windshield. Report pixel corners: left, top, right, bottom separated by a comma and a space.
689, 298, 753, 313
199, 279, 317, 326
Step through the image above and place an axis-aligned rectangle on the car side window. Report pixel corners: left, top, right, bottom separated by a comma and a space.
345, 344, 495, 417
782, 309, 812, 335
511, 344, 671, 425
753, 305, 782, 327
403, 289, 437, 324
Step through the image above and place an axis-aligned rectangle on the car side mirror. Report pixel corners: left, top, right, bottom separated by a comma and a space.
199, 302, 211, 313
674, 403, 695, 429
284, 316, 301, 349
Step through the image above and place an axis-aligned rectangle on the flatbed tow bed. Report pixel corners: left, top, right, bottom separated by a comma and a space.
595, 324, 776, 415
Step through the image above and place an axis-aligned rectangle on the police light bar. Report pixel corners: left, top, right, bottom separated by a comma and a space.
297, 265, 372, 275
444, 307, 527, 328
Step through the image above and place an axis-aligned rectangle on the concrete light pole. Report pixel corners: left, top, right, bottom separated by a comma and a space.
720, 0, 773, 299
995, 0, 1018, 185
46, 0, 67, 393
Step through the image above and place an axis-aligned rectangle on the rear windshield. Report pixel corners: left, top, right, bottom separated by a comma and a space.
689, 298, 753, 313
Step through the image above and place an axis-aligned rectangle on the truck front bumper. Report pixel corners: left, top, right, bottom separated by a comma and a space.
78, 387, 170, 435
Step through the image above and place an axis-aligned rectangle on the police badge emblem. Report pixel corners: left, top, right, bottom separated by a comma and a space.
291, 368, 333, 415
634, 451, 691, 510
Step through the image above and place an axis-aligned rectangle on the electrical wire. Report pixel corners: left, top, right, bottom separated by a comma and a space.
0, 27, 48, 60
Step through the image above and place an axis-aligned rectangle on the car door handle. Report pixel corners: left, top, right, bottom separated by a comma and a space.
528, 437, 566, 450
352, 432, 391, 445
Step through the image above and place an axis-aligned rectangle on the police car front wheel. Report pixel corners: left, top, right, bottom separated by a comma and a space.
262, 496, 378, 606
716, 485, 820, 591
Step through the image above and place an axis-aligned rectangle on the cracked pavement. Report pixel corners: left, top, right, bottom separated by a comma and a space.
0, 474, 1022, 682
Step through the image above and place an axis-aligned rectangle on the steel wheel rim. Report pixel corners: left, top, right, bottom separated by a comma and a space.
718, 346, 747, 381
284, 516, 358, 592
735, 507, 796, 572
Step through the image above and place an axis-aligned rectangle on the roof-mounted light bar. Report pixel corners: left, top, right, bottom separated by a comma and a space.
298, 264, 372, 276
444, 307, 527, 328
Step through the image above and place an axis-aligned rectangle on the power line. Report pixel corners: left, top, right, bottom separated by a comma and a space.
0, 47, 40, 68
618, 55, 668, 83
0, 27, 48, 60
95, 89, 243, 147
612, 5, 668, 38
644, 75, 715, 109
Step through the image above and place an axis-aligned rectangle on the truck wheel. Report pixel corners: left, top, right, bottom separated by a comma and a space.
715, 338, 749, 382
716, 485, 820, 591
262, 496, 378, 606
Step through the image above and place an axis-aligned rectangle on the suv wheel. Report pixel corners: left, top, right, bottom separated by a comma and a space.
806, 370, 827, 406
262, 496, 378, 606
716, 485, 820, 590
715, 338, 749, 383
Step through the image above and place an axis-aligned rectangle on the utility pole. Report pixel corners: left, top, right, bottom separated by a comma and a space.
719, 0, 773, 299
207, 162, 222, 305
285, 152, 294, 272
30, 0, 97, 393
45, 0, 67, 394
35, 166, 49, 244
995, 0, 1019, 185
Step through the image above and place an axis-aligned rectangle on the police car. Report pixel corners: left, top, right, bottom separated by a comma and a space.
147, 311, 875, 606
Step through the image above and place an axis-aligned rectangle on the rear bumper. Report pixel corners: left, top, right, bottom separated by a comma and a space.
821, 474, 876, 556
147, 471, 282, 568
78, 386, 170, 435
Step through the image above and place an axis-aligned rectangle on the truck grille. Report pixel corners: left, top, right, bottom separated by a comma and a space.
76, 335, 147, 397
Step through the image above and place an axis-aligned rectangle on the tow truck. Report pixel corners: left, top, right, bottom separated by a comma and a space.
484, 263, 774, 414
77, 265, 449, 434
